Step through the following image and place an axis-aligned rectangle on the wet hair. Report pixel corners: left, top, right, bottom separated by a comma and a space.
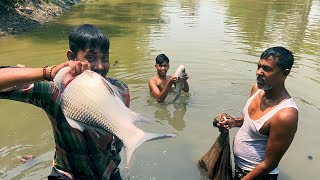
155, 54, 170, 64
69, 24, 110, 54
260, 46, 294, 70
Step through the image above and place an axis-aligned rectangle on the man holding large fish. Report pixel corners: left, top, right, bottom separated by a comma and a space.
148, 54, 189, 103
0, 24, 175, 179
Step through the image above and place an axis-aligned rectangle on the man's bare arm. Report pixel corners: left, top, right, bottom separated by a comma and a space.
0, 67, 47, 91
0, 61, 91, 91
148, 77, 175, 103
216, 116, 244, 130
242, 108, 298, 180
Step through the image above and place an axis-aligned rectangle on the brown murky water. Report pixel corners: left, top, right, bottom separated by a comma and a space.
0, 0, 319, 179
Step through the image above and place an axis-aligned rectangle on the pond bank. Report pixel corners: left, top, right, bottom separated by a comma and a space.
0, 0, 79, 36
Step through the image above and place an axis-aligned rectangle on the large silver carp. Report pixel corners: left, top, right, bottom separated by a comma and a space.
53, 67, 175, 168
172, 65, 187, 102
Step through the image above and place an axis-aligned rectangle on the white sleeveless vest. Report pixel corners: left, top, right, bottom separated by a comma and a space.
233, 89, 298, 174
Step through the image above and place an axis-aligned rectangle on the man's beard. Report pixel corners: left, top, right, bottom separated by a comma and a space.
261, 84, 272, 91
257, 76, 272, 91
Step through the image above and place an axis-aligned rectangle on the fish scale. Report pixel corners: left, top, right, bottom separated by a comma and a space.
63, 95, 117, 134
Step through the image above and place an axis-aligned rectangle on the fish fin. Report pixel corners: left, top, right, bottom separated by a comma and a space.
100, 77, 125, 102
93, 127, 109, 137
65, 117, 85, 132
65, 118, 109, 139
100, 77, 117, 95
124, 131, 176, 171
129, 111, 151, 124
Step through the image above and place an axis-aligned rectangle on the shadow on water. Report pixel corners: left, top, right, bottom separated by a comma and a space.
147, 93, 190, 131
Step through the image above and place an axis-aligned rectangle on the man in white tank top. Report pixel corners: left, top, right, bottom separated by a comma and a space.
217, 47, 298, 180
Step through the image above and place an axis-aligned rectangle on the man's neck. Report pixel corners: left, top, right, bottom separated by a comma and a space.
158, 74, 167, 80
263, 85, 285, 98
262, 86, 288, 106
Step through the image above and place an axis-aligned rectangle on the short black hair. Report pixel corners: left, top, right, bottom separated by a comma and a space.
260, 46, 294, 70
155, 54, 169, 64
69, 24, 110, 54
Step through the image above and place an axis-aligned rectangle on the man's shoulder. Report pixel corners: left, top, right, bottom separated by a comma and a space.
274, 90, 298, 122
278, 106, 298, 121
148, 76, 157, 81
150, 76, 171, 83
272, 106, 298, 129
148, 76, 158, 84
250, 84, 259, 97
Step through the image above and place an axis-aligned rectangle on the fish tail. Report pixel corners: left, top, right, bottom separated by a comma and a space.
124, 132, 176, 172
172, 81, 183, 102
172, 93, 180, 102
172, 89, 181, 102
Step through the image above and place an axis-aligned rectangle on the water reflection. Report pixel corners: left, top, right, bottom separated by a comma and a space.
180, 0, 200, 16
147, 93, 190, 131
25, 1, 166, 42
224, 0, 320, 58
179, 0, 200, 27
222, 0, 320, 99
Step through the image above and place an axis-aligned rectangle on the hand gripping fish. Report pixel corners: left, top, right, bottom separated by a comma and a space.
53, 67, 176, 170
172, 65, 187, 102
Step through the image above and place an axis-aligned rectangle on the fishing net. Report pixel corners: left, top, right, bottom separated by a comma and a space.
199, 113, 233, 180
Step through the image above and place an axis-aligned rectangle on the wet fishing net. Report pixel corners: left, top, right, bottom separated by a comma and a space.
199, 113, 233, 180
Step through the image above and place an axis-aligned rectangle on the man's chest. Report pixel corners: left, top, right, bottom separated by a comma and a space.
156, 77, 171, 91
248, 98, 277, 135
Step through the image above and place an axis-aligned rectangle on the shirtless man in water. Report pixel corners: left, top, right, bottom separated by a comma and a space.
148, 54, 189, 103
